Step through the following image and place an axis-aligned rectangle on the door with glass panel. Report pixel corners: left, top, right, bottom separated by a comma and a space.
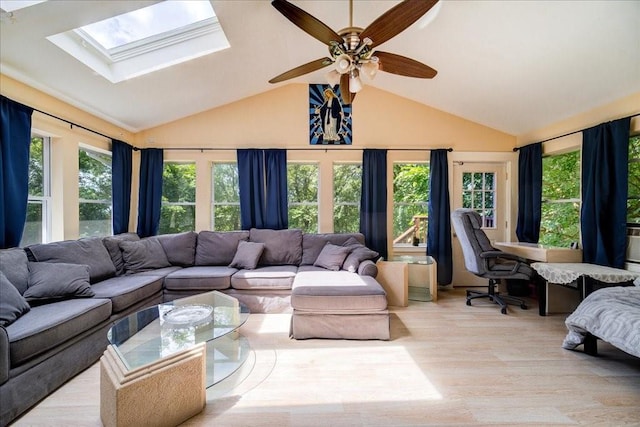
452, 163, 507, 286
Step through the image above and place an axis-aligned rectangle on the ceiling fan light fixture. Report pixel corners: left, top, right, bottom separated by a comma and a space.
349, 69, 363, 93
334, 54, 352, 74
326, 69, 341, 86
361, 58, 379, 80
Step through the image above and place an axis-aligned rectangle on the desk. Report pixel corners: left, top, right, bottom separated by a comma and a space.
532, 262, 640, 316
493, 242, 583, 316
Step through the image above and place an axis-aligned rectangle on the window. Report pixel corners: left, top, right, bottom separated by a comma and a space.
160, 162, 196, 234
288, 163, 319, 233
628, 135, 640, 225
393, 163, 429, 246
333, 163, 361, 233
21, 136, 51, 246
461, 171, 496, 228
79, 146, 112, 237
212, 163, 240, 231
539, 150, 581, 246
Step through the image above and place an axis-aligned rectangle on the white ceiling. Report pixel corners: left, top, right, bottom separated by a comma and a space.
1, 0, 639, 136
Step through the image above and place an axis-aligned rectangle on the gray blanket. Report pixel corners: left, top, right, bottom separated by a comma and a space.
562, 286, 640, 358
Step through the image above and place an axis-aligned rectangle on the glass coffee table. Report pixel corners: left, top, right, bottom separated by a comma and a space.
107, 291, 250, 387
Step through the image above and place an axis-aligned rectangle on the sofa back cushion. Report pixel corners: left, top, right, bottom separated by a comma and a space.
103, 233, 140, 276
301, 233, 365, 265
249, 228, 303, 266
155, 231, 197, 266
120, 238, 171, 274
195, 231, 249, 266
27, 237, 116, 283
0, 248, 29, 294
0, 271, 30, 326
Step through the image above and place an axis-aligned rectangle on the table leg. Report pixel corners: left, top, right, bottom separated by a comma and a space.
536, 274, 547, 316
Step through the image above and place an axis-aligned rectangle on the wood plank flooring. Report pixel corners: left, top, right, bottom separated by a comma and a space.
14, 288, 640, 426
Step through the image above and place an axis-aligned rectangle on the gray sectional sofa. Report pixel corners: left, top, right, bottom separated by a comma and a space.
0, 228, 387, 425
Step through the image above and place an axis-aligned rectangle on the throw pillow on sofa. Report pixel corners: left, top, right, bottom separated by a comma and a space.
120, 238, 171, 274
103, 233, 140, 276
24, 262, 95, 303
0, 247, 30, 294
155, 231, 197, 266
314, 243, 351, 271
341, 237, 380, 273
229, 241, 265, 270
0, 271, 30, 326
196, 230, 249, 266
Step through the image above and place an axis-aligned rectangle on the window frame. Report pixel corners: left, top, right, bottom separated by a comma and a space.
392, 162, 430, 248
211, 162, 241, 231
287, 162, 319, 233
628, 134, 640, 226
78, 144, 113, 238
159, 161, 196, 234
332, 162, 362, 234
21, 135, 52, 245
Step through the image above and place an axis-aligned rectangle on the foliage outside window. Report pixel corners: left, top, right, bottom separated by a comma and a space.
628, 135, 640, 225
393, 163, 429, 245
79, 147, 112, 237
21, 136, 51, 246
333, 163, 361, 233
539, 150, 580, 247
288, 163, 318, 233
212, 163, 241, 231
461, 171, 496, 228
160, 162, 196, 234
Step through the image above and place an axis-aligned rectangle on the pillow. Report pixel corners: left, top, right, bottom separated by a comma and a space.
103, 233, 140, 276
0, 248, 30, 294
24, 262, 95, 303
120, 238, 171, 274
0, 271, 30, 326
314, 243, 351, 271
342, 238, 380, 273
195, 231, 249, 266
249, 228, 302, 266
155, 232, 197, 267
229, 241, 265, 270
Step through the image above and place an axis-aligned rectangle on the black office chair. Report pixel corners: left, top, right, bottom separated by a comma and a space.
451, 208, 532, 314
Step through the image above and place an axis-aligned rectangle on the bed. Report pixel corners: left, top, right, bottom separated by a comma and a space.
562, 286, 640, 358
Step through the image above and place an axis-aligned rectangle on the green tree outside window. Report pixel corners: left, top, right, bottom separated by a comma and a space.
160, 162, 196, 234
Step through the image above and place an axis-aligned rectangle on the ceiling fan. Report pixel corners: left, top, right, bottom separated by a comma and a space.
268, 0, 439, 104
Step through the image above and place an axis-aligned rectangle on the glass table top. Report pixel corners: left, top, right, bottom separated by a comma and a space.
392, 255, 434, 265
108, 291, 250, 382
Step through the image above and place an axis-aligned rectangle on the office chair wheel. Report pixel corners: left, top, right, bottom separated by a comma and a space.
466, 300, 472, 306
501, 307, 507, 315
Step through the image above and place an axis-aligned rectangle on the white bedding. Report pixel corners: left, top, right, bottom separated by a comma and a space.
562, 286, 640, 358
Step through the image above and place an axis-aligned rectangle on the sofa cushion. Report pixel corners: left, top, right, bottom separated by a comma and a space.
0, 272, 30, 326
155, 232, 197, 267
27, 237, 116, 283
91, 274, 163, 313
195, 231, 249, 266
0, 248, 30, 294
249, 228, 302, 266
103, 233, 140, 276
5, 298, 112, 366
301, 233, 366, 265
229, 241, 265, 270
24, 262, 95, 303
314, 243, 351, 271
231, 266, 298, 290
120, 238, 171, 274
291, 271, 387, 312
164, 266, 236, 291
341, 237, 380, 273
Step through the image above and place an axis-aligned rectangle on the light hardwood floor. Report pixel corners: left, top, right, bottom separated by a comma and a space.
15, 288, 640, 426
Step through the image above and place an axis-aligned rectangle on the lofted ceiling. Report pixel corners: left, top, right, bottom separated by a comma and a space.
1, 0, 639, 136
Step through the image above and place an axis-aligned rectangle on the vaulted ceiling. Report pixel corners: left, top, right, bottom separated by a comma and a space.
1, 0, 639, 135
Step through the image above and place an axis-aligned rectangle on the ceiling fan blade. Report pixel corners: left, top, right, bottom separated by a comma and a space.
339, 73, 355, 104
375, 51, 437, 78
272, 0, 342, 46
360, 0, 439, 48
269, 57, 333, 83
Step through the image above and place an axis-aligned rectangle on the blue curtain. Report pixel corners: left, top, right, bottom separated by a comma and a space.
0, 96, 33, 249
581, 117, 630, 268
111, 139, 132, 235
264, 149, 288, 229
360, 149, 388, 260
427, 149, 452, 285
238, 149, 288, 230
516, 142, 542, 243
238, 149, 266, 229
136, 148, 163, 237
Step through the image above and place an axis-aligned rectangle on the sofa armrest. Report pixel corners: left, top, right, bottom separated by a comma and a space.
358, 259, 378, 277
0, 325, 8, 385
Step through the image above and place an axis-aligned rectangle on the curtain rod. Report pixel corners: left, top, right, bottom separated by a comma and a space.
513, 112, 640, 151
159, 147, 454, 152
30, 106, 127, 143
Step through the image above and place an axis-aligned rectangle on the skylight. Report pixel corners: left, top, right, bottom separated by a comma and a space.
47, 0, 229, 83
0, 0, 46, 13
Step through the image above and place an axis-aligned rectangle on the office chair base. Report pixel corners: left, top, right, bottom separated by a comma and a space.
466, 289, 527, 315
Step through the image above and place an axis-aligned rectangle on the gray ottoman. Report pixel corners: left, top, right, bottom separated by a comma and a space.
290, 271, 390, 340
